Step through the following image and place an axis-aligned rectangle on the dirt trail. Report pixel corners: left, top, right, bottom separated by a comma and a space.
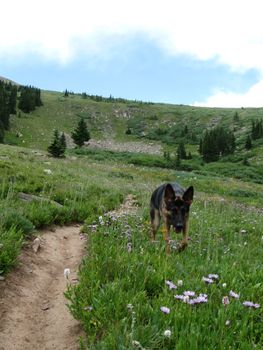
0, 225, 85, 350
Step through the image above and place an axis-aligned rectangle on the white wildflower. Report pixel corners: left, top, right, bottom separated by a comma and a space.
64, 268, 71, 279
164, 329, 172, 338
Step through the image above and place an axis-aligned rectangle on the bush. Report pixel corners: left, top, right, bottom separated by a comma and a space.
1, 210, 35, 236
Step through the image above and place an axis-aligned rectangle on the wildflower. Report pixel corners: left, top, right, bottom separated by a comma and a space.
208, 274, 219, 280
183, 295, 190, 303
222, 283, 227, 288
165, 280, 177, 290
188, 294, 208, 305
240, 229, 247, 234
183, 291, 195, 297
177, 280, 183, 286
243, 301, 260, 308
222, 296, 230, 305
202, 277, 214, 284
63, 268, 70, 279
83, 306, 93, 311
164, 329, 172, 338
44, 169, 52, 175
127, 242, 132, 253
225, 320, 231, 326
229, 290, 240, 299
98, 216, 104, 225
160, 306, 170, 314
174, 294, 185, 300
127, 303, 133, 310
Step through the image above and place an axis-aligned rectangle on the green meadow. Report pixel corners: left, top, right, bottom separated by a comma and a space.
1, 89, 263, 348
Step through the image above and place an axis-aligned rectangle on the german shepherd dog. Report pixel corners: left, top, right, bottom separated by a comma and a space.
150, 183, 194, 253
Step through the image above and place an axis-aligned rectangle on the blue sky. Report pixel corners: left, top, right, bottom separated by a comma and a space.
1, 0, 263, 107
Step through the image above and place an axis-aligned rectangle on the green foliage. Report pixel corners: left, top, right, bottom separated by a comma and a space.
47, 129, 66, 157
0, 81, 17, 138
0, 227, 23, 273
72, 118, 90, 147
177, 141, 187, 159
251, 119, 263, 140
245, 135, 252, 150
66, 201, 263, 349
18, 85, 42, 113
200, 127, 236, 162
0, 210, 34, 236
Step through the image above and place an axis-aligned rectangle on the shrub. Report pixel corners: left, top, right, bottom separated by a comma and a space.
1, 210, 34, 236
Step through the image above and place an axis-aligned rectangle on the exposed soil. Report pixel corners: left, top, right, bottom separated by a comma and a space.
0, 225, 86, 350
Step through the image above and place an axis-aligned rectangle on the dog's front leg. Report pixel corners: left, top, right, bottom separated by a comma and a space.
179, 218, 189, 251
162, 220, 171, 254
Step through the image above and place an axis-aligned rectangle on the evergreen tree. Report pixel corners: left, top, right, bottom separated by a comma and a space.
60, 132, 67, 153
18, 85, 42, 113
199, 126, 236, 162
245, 135, 252, 150
233, 111, 240, 123
47, 129, 66, 157
71, 118, 90, 147
177, 141, 187, 159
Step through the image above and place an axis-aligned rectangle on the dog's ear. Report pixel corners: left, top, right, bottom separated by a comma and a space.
183, 186, 194, 204
164, 183, 175, 204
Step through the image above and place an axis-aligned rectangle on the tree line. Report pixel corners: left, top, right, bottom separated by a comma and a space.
0, 82, 43, 142
199, 126, 236, 162
0, 81, 17, 141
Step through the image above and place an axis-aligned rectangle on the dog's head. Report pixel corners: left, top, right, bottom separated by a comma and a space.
164, 184, 194, 233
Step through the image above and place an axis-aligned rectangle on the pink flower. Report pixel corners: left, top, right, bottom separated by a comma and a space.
160, 306, 170, 314
229, 290, 240, 299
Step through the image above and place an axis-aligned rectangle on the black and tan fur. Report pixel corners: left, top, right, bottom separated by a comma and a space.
150, 183, 194, 253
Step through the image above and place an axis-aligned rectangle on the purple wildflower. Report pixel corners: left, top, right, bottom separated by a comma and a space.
165, 280, 177, 290
202, 276, 214, 284
174, 294, 185, 300
183, 291, 195, 297
187, 294, 208, 305
160, 306, 170, 314
243, 301, 260, 308
229, 290, 240, 299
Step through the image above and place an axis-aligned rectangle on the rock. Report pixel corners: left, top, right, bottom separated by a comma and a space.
32, 237, 41, 253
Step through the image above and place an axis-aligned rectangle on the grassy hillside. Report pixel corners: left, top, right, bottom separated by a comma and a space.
1, 87, 263, 348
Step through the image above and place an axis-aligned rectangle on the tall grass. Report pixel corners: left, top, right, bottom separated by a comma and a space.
66, 199, 263, 349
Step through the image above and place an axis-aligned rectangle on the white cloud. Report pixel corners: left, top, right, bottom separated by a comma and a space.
2, 0, 263, 106
193, 80, 263, 107
1, 0, 263, 70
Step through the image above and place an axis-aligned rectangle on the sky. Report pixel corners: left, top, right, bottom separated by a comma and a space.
1, 0, 263, 107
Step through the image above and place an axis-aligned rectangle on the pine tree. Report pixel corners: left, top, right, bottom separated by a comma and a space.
245, 135, 252, 150
47, 130, 66, 157
71, 118, 90, 147
60, 132, 67, 153
177, 141, 187, 159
